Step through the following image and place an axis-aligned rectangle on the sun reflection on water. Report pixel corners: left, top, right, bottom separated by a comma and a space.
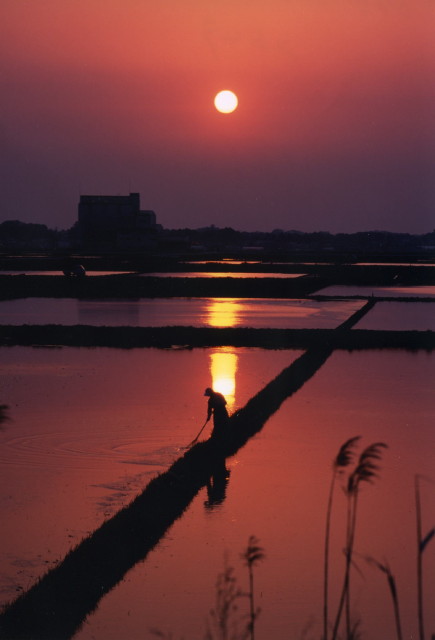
209, 349, 238, 410
206, 298, 239, 328
206, 300, 239, 409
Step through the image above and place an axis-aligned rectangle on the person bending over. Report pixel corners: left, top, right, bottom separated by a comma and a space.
204, 387, 229, 440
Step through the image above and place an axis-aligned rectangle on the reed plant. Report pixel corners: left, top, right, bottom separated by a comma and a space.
331, 441, 388, 640
150, 441, 435, 640
205, 563, 246, 640
323, 437, 361, 640
153, 537, 265, 640
415, 475, 435, 640
365, 556, 402, 640
240, 536, 265, 640
151, 563, 246, 640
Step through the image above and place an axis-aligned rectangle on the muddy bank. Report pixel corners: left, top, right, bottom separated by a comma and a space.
3, 265, 435, 302
1, 254, 434, 278
0, 324, 434, 350
0, 274, 328, 300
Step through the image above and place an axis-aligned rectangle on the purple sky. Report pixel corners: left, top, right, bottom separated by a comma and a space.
2, 1, 435, 233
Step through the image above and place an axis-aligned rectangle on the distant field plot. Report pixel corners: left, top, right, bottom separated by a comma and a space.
0, 271, 134, 276
0, 297, 364, 329
354, 301, 435, 331
139, 271, 306, 278
317, 284, 435, 298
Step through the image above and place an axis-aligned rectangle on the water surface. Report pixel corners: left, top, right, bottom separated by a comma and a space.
141, 271, 305, 278
0, 271, 133, 276
355, 301, 435, 331
0, 297, 364, 329
1, 346, 434, 640
318, 284, 435, 298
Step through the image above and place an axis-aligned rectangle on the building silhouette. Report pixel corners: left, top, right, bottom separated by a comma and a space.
78, 192, 158, 249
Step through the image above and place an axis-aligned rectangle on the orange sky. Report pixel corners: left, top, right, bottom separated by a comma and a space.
2, 1, 435, 231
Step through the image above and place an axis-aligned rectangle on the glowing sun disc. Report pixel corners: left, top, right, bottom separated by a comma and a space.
214, 90, 238, 114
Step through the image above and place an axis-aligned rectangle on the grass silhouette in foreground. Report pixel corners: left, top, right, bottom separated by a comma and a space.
415, 475, 435, 640
331, 441, 388, 640
205, 564, 245, 640
153, 537, 265, 640
153, 438, 435, 640
323, 436, 361, 640
361, 475, 435, 640
364, 556, 402, 640
240, 536, 265, 640
325, 439, 435, 640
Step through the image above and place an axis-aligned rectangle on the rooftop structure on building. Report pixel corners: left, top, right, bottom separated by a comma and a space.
78, 192, 158, 248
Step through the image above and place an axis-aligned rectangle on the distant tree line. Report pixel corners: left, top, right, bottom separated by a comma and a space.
0, 220, 79, 252
0, 218, 434, 255
159, 226, 435, 256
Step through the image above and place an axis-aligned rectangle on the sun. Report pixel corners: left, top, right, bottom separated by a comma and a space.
214, 90, 238, 114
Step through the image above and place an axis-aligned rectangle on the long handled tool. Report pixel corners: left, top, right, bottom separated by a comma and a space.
188, 419, 209, 447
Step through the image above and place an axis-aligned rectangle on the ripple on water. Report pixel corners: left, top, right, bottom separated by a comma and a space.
0, 431, 181, 471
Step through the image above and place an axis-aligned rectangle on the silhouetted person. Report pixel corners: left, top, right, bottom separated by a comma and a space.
63, 261, 86, 278
204, 387, 229, 440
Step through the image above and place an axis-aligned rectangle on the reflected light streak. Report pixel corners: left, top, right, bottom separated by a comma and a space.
206, 298, 238, 327
210, 350, 238, 410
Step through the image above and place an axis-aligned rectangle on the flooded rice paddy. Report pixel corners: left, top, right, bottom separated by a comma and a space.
0, 271, 134, 277
0, 345, 434, 640
0, 290, 434, 640
0, 271, 304, 278
318, 284, 435, 298
0, 297, 364, 329
355, 301, 435, 331
140, 272, 305, 278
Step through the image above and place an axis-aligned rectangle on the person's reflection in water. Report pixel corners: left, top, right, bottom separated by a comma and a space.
204, 459, 231, 510
0, 404, 10, 430
204, 387, 229, 441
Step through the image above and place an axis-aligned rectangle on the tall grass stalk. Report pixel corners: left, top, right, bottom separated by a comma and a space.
416, 474, 425, 640
415, 475, 435, 640
323, 437, 360, 640
365, 556, 402, 640
206, 563, 245, 640
240, 536, 265, 640
331, 442, 387, 640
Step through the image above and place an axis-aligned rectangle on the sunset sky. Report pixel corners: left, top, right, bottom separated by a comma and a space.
2, 1, 435, 233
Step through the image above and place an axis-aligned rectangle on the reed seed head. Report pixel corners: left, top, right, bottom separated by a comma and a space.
333, 436, 361, 469
347, 442, 388, 494
241, 535, 265, 568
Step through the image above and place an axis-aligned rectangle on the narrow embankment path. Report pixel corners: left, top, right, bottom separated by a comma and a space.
0, 299, 386, 640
